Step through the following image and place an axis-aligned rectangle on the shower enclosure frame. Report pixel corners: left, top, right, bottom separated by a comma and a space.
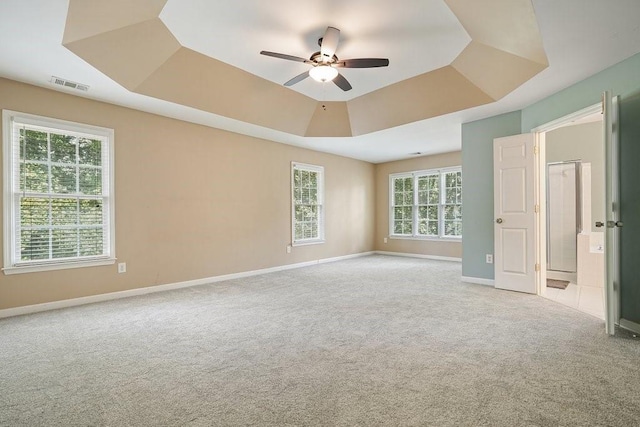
546, 160, 582, 273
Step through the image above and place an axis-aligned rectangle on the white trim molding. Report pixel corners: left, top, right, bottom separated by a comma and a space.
3, 257, 116, 275
318, 251, 375, 264
619, 318, 640, 335
530, 102, 602, 133
388, 166, 463, 240
2, 110, 116, 275
291, 161, 325, 246
461, 276, 495, 286
0, 251, 374, 319
375, 250, 461, 262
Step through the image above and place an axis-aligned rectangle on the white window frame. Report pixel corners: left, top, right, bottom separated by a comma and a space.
2, 110, 116, 274
389, 166, 462, 241
291, 162, 325, 246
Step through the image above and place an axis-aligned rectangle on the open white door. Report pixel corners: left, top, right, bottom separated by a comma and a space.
603, 91, 620, 335
494, 134, 537, 293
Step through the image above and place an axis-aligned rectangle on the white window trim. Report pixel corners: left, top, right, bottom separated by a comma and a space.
388, 166, 462, 241
291, 162, 325, 246
2, 110, 116, 275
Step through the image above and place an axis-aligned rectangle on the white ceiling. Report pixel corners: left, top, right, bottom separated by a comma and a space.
160, 0, 470, 102
1, 0, 640, 163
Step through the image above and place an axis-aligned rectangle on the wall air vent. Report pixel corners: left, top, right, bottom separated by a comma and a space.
50, 76, 89, 92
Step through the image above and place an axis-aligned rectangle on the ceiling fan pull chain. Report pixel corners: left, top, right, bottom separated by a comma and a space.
321, 82, 327, 110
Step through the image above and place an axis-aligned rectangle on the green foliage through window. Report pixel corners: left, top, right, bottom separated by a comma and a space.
11, 121, 109, 264
292, 164, 323, 242
390, 169, 462, 238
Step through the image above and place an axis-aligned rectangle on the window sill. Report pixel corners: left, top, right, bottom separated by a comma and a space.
3, 257, 116, 275
292, 239, 325, 247
389, 235, 462, 242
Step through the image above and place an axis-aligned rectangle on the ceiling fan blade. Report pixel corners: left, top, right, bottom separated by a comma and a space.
336, 58, 390, 68
333, 72, 352, 91
320, 27, 340, 62
260, 51, 312, 64
284, 71, 310, 87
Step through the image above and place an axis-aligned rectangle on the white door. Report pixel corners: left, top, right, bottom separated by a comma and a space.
494, 134, 537, 293
603, 91, 619, 335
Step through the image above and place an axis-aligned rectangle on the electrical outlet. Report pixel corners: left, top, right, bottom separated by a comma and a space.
384, 237, 388, 243
118, 262, 127, 273
286, 245, 292, 254
486, 254, 493, 264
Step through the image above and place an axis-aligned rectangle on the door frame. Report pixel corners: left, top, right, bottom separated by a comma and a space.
531, 101, 619, 329
531, 103, 601, 298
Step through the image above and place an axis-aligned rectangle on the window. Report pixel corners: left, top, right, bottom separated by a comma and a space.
291, 162, 324, 245
3, 111, 115, 274
389, 167, 462, 239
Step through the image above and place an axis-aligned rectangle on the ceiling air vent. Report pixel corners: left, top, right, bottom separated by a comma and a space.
50, 76, 89, 92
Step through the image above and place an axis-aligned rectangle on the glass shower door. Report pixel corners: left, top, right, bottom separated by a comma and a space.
547, 161, 581, 272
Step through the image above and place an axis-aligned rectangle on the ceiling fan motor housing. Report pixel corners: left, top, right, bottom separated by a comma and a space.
259, 26, 389, 91
310, 51, 338, 64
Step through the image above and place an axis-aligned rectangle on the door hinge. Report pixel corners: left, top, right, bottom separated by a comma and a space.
534, 145, 538, 155
534, 204, 539, 213
535, 263, 540, 272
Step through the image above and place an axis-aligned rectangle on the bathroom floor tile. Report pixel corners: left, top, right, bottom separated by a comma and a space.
578, 285, 605, 319
555, 283, 580, 307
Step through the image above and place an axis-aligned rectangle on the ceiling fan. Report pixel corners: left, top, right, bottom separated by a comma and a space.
260, 26, 389, 91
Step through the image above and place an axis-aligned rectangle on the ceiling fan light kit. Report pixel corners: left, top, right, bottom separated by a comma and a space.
309, 64, 338, 82
260, 26, 389, 92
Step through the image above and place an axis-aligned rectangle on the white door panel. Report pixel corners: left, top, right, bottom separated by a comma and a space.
494, 134, 537, 294
502, 229, 528, 273
501, 168, 527, 212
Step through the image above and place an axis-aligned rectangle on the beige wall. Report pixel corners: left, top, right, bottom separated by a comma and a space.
0, 78, 375, 310
374, 152, 463, 257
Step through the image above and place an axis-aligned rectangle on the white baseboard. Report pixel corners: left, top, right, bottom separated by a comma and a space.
375, 251, 461, 262
461, 276, 495, 287
318, 251, 376, 264
619, 318, 640, 335
0, 251, 374, 319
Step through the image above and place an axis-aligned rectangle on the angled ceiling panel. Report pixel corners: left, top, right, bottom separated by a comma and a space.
134, 48, 318, 136
64, 18, 181, 90
305, 102, 352, 137
444, 0, 548, 66
347, 66, 494, 136
452, 41, 549, 100
63, 0, 168, 44
62, 0, 549, 138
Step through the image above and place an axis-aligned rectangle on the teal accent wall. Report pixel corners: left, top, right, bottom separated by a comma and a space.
461, 52, 640, 282
461, 111, 521, 280
619, 89, 640, 324
522, 52, 640, 132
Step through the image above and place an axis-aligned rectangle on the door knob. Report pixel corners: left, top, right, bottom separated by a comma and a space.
595, 221, 604, 228
496, 218, 503, 224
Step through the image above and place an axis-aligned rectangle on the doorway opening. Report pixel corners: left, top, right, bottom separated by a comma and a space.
534, 104, 605, 319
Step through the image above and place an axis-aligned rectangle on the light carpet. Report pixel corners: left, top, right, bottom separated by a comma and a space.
1, 255, 639, 426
